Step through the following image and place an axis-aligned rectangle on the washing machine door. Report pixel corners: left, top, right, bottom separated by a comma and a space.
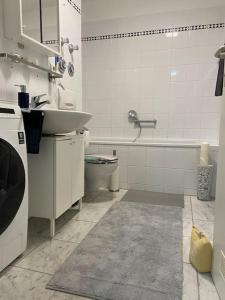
0, 138, 25, 235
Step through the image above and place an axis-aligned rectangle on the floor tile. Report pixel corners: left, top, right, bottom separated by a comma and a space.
183, 196, 192, 220
15, 239, 77, 275
83, 191, 101, 202
40, 208, 92, 238
53, 220, 96, 243
11, 234, 48, 266
183, 237, 191, 264
113, 189, 128, 201
198, 273, 220, 300
191, 196, 214, 208
84, 189, 127, 204
0, 267, 91, 300
73, 203, 111, 223
89, 191, 122, 205
183, 219, 193, 237
1, 192, 219, 299
191, 196, 215, 222
183, 263, 199, 300
193, 220, 214, 243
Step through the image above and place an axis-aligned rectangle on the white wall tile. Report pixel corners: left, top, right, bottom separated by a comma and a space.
164, 168, 184, 193
165, 149, 188, 169
146, 148, 166, 167
184, 114, 201, 129
152, 129, 168, 138
167, 129, 184, 139
146, 167, 165, 187
168, 115, 185, 129
184, 170, 198, 189
85, 145, 100, 154
116, 147, 128, 165
153, 98, 170, 114
201, 113, 220, 129
201, 97, 222, 113
119, 165, 128, 184
127, 166, 147, 185
127, 147, 146, 166
172, 32, 189, 49
83, 6, 223, 144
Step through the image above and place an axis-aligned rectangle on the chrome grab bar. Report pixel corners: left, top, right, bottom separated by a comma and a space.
215, 45, 225, 59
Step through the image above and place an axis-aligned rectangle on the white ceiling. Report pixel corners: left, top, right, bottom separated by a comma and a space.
83, 0, 225, 22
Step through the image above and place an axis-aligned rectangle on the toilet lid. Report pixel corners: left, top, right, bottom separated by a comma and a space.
85, 154, 118, 164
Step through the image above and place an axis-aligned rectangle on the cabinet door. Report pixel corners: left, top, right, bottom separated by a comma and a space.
55, 138, 72, 218
71, 137, 84, 204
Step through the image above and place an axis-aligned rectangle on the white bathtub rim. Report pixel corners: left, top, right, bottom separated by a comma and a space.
89, 138, 219, 149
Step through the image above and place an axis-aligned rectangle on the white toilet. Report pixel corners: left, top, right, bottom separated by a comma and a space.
85, 154, 118, 192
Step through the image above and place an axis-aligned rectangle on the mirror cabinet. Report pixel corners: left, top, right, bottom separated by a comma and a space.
3, 0, 61, 56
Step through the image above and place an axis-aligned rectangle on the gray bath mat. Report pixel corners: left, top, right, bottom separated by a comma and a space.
47, 201, 183, 300
122, 190, 184, 208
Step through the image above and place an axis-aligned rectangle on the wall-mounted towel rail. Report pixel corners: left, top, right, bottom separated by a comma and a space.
0, 53, 62, 80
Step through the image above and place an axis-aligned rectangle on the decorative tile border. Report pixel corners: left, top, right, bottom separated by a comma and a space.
42, 40, 60, 45
67, 0, 81, 14
82, 22, 225, 42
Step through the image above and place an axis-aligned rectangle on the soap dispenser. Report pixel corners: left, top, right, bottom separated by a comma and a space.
15, 85, 29, 108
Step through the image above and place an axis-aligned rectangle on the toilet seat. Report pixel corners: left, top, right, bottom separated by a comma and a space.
85, 154, 118, 164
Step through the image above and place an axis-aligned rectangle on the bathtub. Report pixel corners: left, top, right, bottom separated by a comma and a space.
87, 138, 219, 196
90, 138, 219, 148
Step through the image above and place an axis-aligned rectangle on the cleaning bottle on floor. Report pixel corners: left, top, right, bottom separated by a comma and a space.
109, 150, 120, 192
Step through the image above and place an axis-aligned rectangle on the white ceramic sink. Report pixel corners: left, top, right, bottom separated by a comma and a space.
39, 109, 92, 134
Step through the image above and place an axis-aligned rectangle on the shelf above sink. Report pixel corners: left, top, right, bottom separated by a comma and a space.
0, 53, 62, 80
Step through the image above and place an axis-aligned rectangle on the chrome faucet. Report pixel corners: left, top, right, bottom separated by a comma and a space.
30, 94, 50, 109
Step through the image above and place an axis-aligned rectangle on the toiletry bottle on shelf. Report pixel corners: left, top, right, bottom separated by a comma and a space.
15, 84, 29, 108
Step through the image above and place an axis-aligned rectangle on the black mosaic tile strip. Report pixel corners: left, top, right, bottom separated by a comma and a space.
42, 40, 60, 45
82, 22, 225, 42
67, 0, 81, 14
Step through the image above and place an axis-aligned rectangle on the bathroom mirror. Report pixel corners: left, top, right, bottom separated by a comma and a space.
41, 0, 60, 52
21, 0, 41, 43
21, 0, 60, 54
3, 0, 61, 56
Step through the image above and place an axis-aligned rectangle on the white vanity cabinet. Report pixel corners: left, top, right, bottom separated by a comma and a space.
28, 135, 84, 237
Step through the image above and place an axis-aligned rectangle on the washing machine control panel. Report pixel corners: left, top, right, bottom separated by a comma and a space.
0, 107, 15, 115
0, 103, 21, 118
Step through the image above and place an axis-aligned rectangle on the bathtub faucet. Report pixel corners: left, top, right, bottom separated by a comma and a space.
128, 110, 157, 142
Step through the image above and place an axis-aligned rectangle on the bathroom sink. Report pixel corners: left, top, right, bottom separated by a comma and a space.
35, 109, 92, 134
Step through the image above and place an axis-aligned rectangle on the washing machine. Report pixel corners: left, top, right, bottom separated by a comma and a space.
0, 103, 28, 272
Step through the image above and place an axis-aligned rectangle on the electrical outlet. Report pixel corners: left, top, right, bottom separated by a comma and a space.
220, 250, 225, 282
